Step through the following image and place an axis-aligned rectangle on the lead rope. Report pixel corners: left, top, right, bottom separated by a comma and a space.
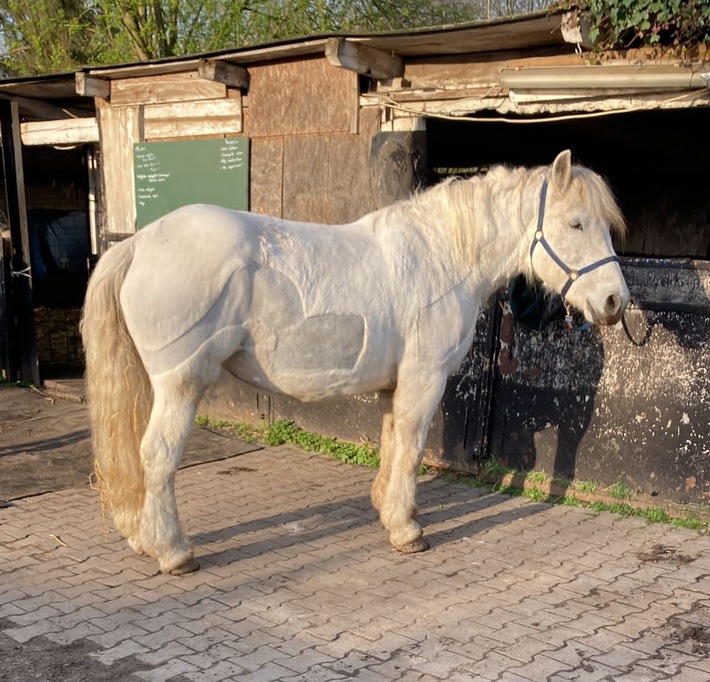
621, 304, 651, 347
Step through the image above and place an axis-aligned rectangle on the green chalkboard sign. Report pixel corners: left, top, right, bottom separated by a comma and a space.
133, 137, 249, 229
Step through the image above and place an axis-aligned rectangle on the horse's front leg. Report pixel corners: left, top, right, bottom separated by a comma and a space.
138, 376, 202, 575
371, 390, 394, 512
379, 374, 447, 553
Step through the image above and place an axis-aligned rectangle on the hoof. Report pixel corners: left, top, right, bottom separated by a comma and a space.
127, 536, 145, 555
395, 537, 430, 554
166, 557, 200, 576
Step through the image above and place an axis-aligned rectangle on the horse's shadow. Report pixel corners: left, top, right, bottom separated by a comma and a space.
492, 259, 710, 496
0, 429, 90, 457
191, 476, 550, 570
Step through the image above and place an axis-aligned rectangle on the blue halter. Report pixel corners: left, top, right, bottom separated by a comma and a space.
529, 178, 619, 303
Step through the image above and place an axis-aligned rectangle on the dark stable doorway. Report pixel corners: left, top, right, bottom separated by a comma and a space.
24, 145, 91, 380
427, 107, 710, 259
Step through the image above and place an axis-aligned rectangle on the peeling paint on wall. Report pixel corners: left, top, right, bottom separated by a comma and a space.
486, 259, 710, 506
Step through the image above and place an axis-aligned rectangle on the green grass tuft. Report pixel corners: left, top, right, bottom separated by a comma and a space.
197, 416, 380, 468
523, 487, 550, 503
607, 481, 634, 500
266, 419, 380, 467
572, 479, 599, 494
482, 457, 517, 478
434, 469, 709, 533
525, 470, 547, 485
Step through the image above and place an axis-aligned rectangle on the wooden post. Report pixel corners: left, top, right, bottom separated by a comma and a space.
0, 213, 10, 381
0, 100, 39, 384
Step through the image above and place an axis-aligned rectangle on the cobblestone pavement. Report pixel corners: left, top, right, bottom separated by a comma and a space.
3, 410, 710, 680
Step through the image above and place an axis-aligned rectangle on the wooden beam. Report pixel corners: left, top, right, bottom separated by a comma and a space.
20, 117, 99, 146
110, 72, 227, 106
198, 59, 249, 90
325, 38, 403, 80
499, 64, 710, 89
0, 93, 75, 121
142, 98, 243, 139
75, 72, 111, 99
95, 98, 140, 234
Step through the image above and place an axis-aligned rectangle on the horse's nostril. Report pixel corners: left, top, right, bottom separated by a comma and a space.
606, 294, 621, 315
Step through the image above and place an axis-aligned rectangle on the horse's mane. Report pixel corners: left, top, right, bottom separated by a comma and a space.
382, 164, 543, 271
381, 162, 626, 269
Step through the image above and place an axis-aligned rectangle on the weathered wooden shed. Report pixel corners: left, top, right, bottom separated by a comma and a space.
0, 8, 708, 508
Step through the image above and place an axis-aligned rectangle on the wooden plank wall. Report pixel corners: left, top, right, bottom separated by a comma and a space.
98, 72, 244, 236
98, 57, 377, 237
248, 57, 358, 137
246, 57, 378, 224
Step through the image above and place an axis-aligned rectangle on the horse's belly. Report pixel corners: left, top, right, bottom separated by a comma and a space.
224, 313, 394, 401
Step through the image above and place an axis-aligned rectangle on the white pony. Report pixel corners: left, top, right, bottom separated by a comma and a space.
81, 150, 629, 574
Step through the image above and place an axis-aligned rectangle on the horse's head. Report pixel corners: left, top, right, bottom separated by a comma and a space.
529, 150, 630, 326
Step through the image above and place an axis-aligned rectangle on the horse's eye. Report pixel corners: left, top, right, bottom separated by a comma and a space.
569, 221, 583, 231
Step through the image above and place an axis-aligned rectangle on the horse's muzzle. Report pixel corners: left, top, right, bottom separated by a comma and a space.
592, 292, 628, 326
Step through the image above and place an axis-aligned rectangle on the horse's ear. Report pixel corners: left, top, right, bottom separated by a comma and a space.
550, 150, 572, 192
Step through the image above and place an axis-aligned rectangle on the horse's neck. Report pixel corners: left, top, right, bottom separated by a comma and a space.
443, 170, 539, 293
367, 169, 539, 300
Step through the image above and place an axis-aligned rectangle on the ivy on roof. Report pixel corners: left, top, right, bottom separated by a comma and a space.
580, 0, 710, 53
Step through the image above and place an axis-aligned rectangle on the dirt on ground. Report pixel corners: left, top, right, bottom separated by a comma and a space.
0, 618, 166, 682
0, 384, 261, 502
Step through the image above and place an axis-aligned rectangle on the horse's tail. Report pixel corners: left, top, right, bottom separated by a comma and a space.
80, 238, 151, 541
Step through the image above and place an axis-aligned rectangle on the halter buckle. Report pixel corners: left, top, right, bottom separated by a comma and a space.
568, 270, 579, 281
535, 230, 543, 241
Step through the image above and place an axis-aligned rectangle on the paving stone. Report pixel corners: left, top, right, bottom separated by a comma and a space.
608, 668, 667, 681
4, 404, 710, 682
2, 618, 64, 642
6, 604, 64, 625
275, 647, 337, 674
0, 602, 26, 619
544, 640, 604, 668
469, 650, 525, 681
88, 622, 150, 648
554, 659, 624, 681
132, 623, 196, 650
135, 658, 201, 682
589, 643, 654, 671
279, 666, 348, 682
665, 666, 710, 681
87, 638, 152, 664
685, 657, 710, 674
228, 662, 297, 682
505, 653, 574, 681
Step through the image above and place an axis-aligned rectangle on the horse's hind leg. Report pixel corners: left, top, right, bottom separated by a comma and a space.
138, 374, 203, 575
371, 390, 394, 512
379, 373, 447, 553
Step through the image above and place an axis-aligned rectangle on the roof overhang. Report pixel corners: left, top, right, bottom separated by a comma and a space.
0, 8, 707, 125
